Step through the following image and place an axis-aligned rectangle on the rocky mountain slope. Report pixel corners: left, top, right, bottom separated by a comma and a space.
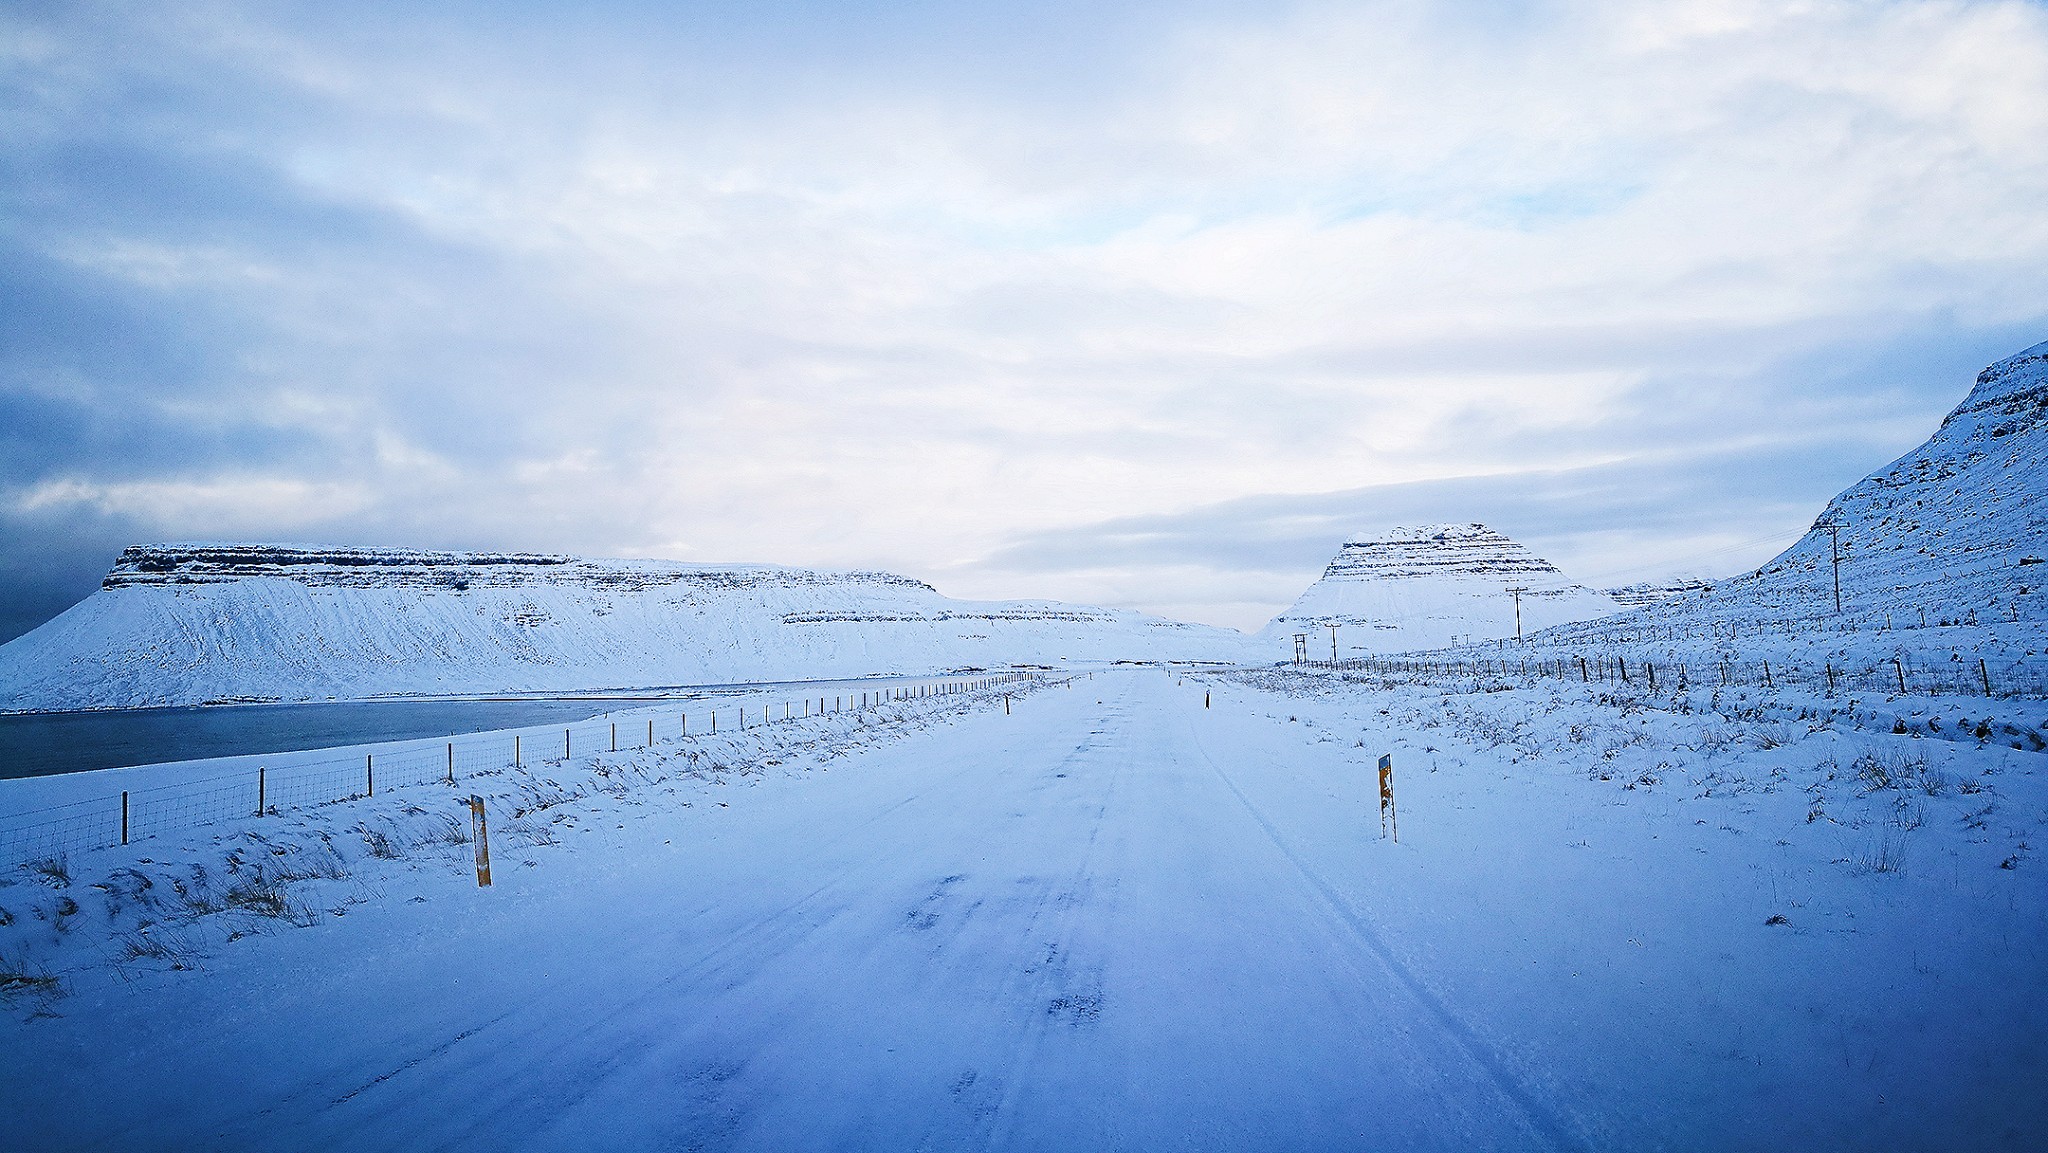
0, 545, 1257, 710
1603, 579, 1716, 610
1262, 524, 1623, 655
1552, 339, 2048, 643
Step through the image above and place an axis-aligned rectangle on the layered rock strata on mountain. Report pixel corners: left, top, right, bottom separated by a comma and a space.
1262, 524, 1623, 655
1604, 579, 1716, 610
0, 545, 1254, 710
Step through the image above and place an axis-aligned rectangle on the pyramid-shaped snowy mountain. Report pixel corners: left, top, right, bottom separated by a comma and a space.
1645, 338, 2048, 630
1262, 524, 1623, 654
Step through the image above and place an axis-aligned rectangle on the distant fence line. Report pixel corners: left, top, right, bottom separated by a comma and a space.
1, 673, 1038, 872
1290, 652, 2048, 702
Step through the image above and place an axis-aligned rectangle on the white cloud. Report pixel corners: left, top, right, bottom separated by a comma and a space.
5, 0, 2046, 628
14, 476, 373, 529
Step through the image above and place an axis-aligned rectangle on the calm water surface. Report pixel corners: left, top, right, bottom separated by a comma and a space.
0, 698, 668, 780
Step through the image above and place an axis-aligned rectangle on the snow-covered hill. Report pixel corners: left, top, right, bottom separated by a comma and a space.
1692, 339, 2046, 626
0, 545, 1256, 710
1536, 339, 2048, 652
1262, 524, 1623, 654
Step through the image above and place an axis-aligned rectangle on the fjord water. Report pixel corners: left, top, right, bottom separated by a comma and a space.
0, 699, 641, 780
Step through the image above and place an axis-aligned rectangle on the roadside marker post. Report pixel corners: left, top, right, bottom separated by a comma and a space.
1378, 754, 1398, 842
468, 795, 492, 887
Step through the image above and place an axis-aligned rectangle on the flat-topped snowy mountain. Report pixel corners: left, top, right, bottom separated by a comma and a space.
0, 545, 1257, 711
1262, 524, 1623, 654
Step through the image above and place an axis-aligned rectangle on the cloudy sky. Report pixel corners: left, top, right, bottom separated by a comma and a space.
4, 0, 2046, 638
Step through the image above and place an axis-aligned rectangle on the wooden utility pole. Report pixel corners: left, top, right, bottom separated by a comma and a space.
1506, 586, 1528, 639
1293, 633, 1309, 666
1825, 525, 1842, 614
1329, 624, 1339, 663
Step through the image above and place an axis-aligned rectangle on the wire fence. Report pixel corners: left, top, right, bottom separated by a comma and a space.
1, 673, 1038, 872
1289, 652, 2048, 702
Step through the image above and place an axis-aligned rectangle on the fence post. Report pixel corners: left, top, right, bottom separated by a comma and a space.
122, 790, 129, 845
257, 766, 266, 815
367, 754, 374, 797
1825, 663, 1836, 695
447, 742, 454, 784
565, 729, 571, 758
1762, 661, 1773, 690
648, 719, 654, 747
514, 734, 521, 767
1894, 659, 1906, 694
611, 722, 617, 752
1647, 663, 1656, 693
1980, 658, 1992, 697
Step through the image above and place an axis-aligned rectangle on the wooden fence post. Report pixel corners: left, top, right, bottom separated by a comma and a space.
367, 754, 374, 797
121, 790, 129, 845
1980, 658, 1993, 696
447, 742, 454, 784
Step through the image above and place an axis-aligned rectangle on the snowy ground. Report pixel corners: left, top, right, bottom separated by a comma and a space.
4, 667, 2044, 1151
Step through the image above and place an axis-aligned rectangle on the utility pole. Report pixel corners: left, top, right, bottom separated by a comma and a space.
1293, 633, 1308, 666
1823, 524, 1842, 614
1329, 624, 1339, 663
1506, 586, 1528, 639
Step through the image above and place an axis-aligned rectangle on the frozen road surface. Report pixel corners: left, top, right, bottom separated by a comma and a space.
7, 668, 2044, 1150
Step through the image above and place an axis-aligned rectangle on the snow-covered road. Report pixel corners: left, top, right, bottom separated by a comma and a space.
7, 667, 2044, 1150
